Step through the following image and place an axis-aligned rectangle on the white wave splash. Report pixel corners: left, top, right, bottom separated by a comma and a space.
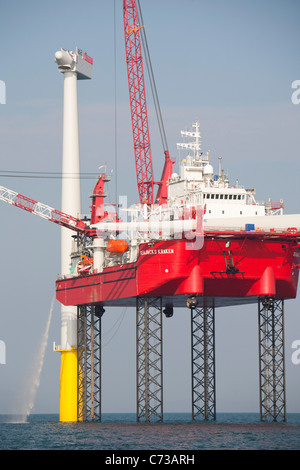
17, 295, 55, 422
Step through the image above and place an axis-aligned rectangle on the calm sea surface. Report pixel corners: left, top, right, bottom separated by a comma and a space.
1, 413, 300, 451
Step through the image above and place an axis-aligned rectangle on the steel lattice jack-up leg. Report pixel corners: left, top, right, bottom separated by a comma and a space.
188, 297, 216, 421
136, 297, 163, 422
77, 304, 104, 422
258, 297, 286, 422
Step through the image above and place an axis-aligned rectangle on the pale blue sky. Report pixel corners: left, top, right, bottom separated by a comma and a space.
0, 0, 299, 415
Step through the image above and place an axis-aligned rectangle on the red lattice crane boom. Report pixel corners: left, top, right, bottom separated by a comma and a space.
123, 0, 174, 205
0, 175, 118, 237
123, 0, 154, 205
0, 185, 88, 232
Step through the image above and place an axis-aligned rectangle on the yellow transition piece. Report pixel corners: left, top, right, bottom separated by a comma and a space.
59, 349, 77, 422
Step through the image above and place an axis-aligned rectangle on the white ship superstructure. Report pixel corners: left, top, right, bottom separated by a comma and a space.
167, 121, 283, 220
88, 120, 298, 248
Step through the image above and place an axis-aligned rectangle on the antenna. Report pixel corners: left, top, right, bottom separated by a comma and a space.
177, 120, 202, 161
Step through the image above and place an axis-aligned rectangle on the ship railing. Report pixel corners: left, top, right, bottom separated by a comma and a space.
204, 225, 300, 235
255, 201, 284, 210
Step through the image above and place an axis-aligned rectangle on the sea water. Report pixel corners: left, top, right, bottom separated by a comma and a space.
1, 413, 300, 450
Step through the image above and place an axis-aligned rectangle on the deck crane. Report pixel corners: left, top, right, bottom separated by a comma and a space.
123, 0, 174, 205
0, 171, 118, 238
0, 185, 88, 233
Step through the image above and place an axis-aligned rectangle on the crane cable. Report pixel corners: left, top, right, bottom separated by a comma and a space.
0, 170, 99, 179
114, 0, 118, 214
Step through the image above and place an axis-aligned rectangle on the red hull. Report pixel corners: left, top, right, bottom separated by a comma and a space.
56, 233, 300, 308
